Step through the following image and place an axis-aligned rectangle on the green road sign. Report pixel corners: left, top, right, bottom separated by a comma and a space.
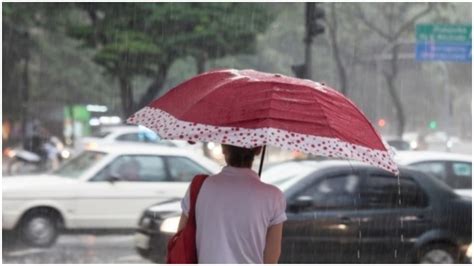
416, 24, 471, 43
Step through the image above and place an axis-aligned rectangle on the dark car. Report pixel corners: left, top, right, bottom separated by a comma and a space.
134, 161, 472, 264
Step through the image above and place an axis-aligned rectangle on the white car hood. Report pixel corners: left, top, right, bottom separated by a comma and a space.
3, 174, 79, 199
148, 199, 182, 214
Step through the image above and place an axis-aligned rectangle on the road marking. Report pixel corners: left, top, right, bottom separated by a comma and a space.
116, 254, 146, 262
5, 248, 45, 257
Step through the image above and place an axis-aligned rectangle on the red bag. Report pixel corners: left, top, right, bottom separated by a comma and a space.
167, 174, 208, 264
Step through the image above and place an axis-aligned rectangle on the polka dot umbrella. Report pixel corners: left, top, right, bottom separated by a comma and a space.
127, 69, 398, 175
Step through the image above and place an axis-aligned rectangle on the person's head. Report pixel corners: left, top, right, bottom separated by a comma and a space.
221, 144, 262, 168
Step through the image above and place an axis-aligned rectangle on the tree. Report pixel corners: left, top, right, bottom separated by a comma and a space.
3, 4, 40, 123
326, 3, 348, 95
3, 3, 72, 136
70, 3, 275, 118
355, 3, 435, 137
3, 3, 121, 142
69, 3, 163, 117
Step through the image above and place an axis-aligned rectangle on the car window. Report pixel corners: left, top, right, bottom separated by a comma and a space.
142, 131, 176, 146
91, 131, 111, 138
361, 175, 428, 209
116, 133, 140, 142
452, 162, 471, 176
54, 151, 107, 179
142, 131, 158, 142
448, 162, 472, 189
295, 173, 361, 211
261, 162, 311, 186
167, 157, 210, 182
410, 161, 447, 183
91, 155, 168, 182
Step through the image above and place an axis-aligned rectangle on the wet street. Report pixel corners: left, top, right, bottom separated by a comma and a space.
2, 234, 150, 264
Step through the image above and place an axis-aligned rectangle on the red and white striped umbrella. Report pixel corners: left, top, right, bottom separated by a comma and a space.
127, 69, 398, 174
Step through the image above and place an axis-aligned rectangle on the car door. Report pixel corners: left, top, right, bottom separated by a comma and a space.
357, 171, 431, 263
73, 155, 178, 229
282, 170, 364, 263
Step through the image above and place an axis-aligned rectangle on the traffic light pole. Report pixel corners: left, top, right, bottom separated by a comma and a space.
293, 3, 324, 79
304, 2, 315, 79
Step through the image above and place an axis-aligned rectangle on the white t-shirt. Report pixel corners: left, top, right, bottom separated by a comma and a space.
181, 166, 287, 264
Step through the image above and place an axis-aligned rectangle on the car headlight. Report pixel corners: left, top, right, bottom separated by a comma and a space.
86, 142, 98, 150
61, 150, 71, 159
466, 244, 472, 259
211, 145, 223, 160
141, 217, 152, 228
5, 148, 16, 158
410, 140, 418, 149
160, 216, 180, 234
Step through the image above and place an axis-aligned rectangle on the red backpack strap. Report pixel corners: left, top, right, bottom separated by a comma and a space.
187, 174, 208, 220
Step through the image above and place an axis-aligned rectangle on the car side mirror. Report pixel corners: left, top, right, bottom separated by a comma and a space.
288, 196, 313, 212
106, 174, 122, 183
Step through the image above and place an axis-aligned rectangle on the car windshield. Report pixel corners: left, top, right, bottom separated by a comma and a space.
91, 131, 111, 138
262, 162, 305, 185
262, 161, 318, 190
53, 151, 107, 178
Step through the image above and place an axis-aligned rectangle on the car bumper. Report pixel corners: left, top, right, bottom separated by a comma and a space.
2, 211, 19, 230
134, 228, 173, 263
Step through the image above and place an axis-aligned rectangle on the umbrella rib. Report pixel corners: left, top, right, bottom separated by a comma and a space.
310, 90, 337, 141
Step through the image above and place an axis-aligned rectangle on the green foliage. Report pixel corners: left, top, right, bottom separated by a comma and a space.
3, 3, 118, 122
69, 3, 275, 115
71, 3, 274, 70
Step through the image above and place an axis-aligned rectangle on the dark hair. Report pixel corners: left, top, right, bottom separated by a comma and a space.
222, 144, 260, 168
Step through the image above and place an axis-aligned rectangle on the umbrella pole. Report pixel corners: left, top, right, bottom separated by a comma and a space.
258, 145, 266, 177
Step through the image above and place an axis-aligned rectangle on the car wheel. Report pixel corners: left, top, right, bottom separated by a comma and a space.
19, 211, 59, 247
418, 243, 460, 264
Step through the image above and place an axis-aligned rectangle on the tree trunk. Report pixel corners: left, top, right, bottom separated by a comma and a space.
328, 3, 348, 95
354, 3, 433, 138
196, 53, 207, 74
21, 48, 30, 146
119, 76, 134, 118
384, 45, 406, 137
135, 65, 169, 112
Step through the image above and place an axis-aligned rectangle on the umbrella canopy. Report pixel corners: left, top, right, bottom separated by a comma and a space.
127, 69, 398, 174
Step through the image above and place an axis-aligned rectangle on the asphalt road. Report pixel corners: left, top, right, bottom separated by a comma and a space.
2, 233, 151, 264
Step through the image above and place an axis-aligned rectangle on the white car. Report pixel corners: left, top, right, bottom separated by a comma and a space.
3, 144, 221, 247
395, 151, 472, 198
75, 125, 177, 151
76, 125, 205, 156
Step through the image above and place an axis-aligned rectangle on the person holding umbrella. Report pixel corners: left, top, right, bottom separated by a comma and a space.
128, 69, 398, 264
178, 144, 286, 263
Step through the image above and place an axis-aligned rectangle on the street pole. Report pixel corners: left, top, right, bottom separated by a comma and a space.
304, 2, 315, 79
21, 34, 30, 149
292, 3, 324, 79
437, 62, 452, 148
